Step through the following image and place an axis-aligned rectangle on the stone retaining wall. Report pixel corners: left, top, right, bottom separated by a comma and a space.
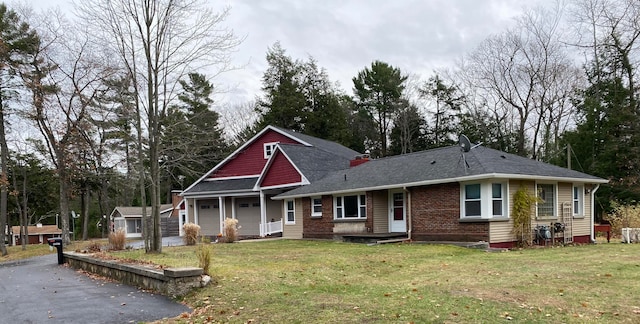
64, 252, 210, 297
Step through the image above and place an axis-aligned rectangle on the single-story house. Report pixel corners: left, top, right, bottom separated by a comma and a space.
181, 125, 607, 248
110, 203, 175, 238
11, 224, 62, 245
273, 144, 608, 248
180, 125, 360, 238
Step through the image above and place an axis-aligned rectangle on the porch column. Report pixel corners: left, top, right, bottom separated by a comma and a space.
260, 191, 266, 237
193, 198, 198, 225
179, 206, 184, 237
231, 197, 237, 219
219, 196, 225, 234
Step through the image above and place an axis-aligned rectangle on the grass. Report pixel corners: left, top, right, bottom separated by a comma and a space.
107, 240, 640, 323
0, 240, 88, 262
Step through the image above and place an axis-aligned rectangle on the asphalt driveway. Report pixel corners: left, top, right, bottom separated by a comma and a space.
0, 253, 190, 323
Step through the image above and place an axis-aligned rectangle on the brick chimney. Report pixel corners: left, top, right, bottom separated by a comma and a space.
171, 190, 183, 217
350, 154, 370, 167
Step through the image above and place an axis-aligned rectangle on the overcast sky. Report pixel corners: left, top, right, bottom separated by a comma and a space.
28, 0, 544, 107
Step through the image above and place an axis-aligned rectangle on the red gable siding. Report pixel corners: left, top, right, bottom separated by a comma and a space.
260, 151, 302, 187
211, 130, 299, 178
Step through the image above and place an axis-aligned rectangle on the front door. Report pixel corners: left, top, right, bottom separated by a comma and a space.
389, 190, 406, 233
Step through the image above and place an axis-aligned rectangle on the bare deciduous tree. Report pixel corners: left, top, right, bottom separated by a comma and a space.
75, 0, 241, 252
456, 4, 581, 159
22, 11, 115, 244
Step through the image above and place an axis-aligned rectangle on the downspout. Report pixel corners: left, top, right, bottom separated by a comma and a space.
590, 184, 600, 243
404, 186, 412, 241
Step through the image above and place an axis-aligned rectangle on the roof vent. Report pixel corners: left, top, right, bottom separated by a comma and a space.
501, 155, 507, 159
430, 160, 436, 165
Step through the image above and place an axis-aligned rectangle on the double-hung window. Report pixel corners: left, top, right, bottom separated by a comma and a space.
285, 200, 295, 224
461, 182, 508, 219
263, 142, 279, 159
464, 184, 481, 217
492, 183, 505, 217
311, 196, 322, 217
335, 194, 366, 219
536, 183, 556, 218
573, 185, 584, 217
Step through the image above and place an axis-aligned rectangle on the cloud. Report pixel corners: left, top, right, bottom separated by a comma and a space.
30, 0, 543, 106
217, 0, 541, 105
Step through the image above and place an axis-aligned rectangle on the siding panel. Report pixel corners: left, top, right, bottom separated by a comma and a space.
211, 130, 298, 178
283, 198, 303, 239
372, 190, 388, 233
260, 151, 302, 187
490, 180, 534, 243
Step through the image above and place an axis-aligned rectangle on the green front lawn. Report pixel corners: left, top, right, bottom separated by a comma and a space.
111, 240, 640, 323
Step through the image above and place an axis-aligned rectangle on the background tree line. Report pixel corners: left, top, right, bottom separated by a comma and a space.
0, 0, 637, 255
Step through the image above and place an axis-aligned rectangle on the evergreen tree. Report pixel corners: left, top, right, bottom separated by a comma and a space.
560, 50, 640, 211
389, 100, 428, 155
0, 4, 39, 255
421, 75, 463, 148
256, 42, 307, 131
162, 72, 227, 190
352, 60, 407, 157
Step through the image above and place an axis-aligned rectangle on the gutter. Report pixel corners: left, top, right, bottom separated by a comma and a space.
590, 184, 600, 242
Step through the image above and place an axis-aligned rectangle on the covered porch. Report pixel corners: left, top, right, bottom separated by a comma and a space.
183, 188, 288, 238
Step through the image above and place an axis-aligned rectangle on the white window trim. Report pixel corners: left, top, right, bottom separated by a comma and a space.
311, 196, 322, 217
263, 142, 279, 159
536, 182, 558, 219
460, 181, 508, 219
462, 183, 482, 218
573, 184, 584, 218
284, 199, 295, 224
491, 183, 507, 218
334, 193, 367, 219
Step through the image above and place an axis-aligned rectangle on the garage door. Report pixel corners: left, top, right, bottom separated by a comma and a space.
235, 198, 260, 236
197, 199, 220, 236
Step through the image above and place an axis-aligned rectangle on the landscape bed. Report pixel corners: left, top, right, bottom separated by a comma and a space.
109, 239, 640, 323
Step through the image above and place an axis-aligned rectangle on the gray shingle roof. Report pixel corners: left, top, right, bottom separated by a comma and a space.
112, 204, 174, 217
182, 177, 259, 196
278, 144, 353, 182
275, 145, 608, 199
274, 126, 361, 160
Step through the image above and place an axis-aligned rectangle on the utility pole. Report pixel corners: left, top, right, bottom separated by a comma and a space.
567, 144, 571, 170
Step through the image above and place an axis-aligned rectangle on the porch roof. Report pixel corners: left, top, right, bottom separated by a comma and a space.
182, 176, 259, 196
274, 145, 608, 199
111, 204, 174, 218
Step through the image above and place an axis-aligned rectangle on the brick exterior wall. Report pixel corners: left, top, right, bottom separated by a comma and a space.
410, 183, 489, 242
303, 195, 335, 239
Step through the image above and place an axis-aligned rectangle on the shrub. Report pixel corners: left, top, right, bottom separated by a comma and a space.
196, 243, 213, 275
183, 222, 201, 245
86, 240, 102, 253
511, 185, 540, 247
108, 229, 126, 251
607, 202, 640, 237
223, 218, 239, 243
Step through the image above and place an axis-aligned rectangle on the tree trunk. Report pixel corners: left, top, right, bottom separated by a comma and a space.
58, 153, 71, 244
0, 98, 9, 256
81, 186, 90, 240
